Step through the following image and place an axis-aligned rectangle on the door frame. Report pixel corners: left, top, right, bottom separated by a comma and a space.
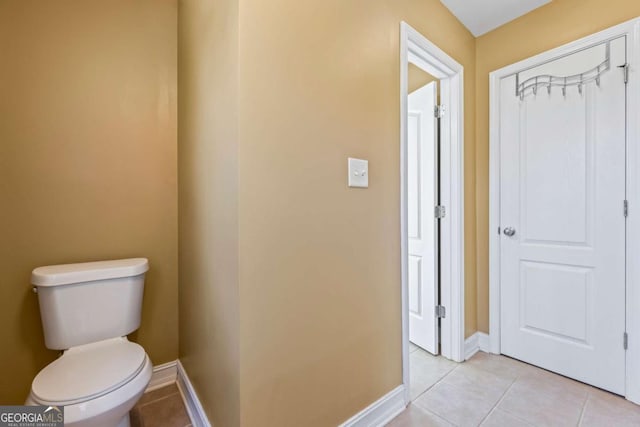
489, 17, 640, 404
400, 21, 465, 404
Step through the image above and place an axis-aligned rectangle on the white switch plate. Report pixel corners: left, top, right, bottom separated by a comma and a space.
348, 157, 368, 188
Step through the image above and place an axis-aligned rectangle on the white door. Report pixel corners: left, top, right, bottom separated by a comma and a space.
500, 38, 627, 394
408, 82, 439, 354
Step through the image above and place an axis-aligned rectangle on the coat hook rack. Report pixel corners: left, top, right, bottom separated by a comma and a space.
516, 42, 610, 99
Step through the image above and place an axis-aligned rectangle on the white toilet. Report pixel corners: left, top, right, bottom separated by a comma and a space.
27, 258, 153, 427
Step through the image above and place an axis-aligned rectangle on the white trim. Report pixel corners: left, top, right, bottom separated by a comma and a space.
338, 385, 406, 427
489, 62, 502, 355
624, 18, 640, 406
145, 360, 178, 392
478, 332, 490, 353
464, 333, 479, 360
464, 332, 490, 360
400, 22, 465, 406
489, 16, 640, 404
176, 360, 212, 427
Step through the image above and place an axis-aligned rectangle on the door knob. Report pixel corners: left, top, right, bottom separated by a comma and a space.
503, 227, 516, 237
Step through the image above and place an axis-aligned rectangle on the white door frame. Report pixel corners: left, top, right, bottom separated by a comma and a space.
400, 21, 465, 404
489, 17, 640, 404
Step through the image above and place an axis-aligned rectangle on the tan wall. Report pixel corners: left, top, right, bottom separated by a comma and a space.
475, 0, 640, 333
0, 0, 178, 404
408, 63, 437, 93
178, 0, 241, 426
237, 0, 475, 425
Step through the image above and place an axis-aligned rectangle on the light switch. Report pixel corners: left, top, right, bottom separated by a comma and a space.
348, 157, 368, 188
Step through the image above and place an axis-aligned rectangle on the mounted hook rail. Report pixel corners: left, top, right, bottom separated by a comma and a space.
516, 42, 611, 100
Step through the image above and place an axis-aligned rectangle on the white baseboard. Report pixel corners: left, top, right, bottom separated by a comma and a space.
338, 385, 406, 427
146, 360, 178, 392
177, 360, 212, 427
147, 362, 405, 427
464, 332, 490, 360
478, 332, 490, 353
464, 334, 479, 360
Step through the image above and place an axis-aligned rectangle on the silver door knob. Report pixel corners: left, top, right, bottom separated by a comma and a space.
503, 227, 516, 237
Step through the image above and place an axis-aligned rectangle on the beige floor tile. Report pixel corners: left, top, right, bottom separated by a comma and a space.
386, 404, 454, 427
579, 390, 640, 427
517, 367, 590, 404
409, 349, 457, 400
409, 342, 420, 353
137, 394, 191, 427
464, 352, 534, 381
497, 373, 588, 427
136, 384, 180, 406
440, 364, 514, 406
414, 382, 496, 427
130, 407, 143, 427
480, 408, 533, 426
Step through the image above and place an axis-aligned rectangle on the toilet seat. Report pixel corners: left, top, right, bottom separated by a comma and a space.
31, 337, 146, 406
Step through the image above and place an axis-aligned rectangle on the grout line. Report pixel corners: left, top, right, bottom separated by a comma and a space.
137, 390, 181, 409
488, 369, 540, 427
577, 393, 590, 426
476, 372, 520, 426
410, 360, 459, 401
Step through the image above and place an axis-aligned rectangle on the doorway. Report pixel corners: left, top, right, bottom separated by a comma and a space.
489, 18, 640, 404
407, 68, 440, 355
400, 22, 465, 405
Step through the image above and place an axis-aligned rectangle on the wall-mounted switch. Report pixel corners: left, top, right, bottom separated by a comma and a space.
348, 157, 368, 188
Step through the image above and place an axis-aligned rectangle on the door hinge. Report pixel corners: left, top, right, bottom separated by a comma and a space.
435, 205, 446, 219
434, 105, 445, 118
435, 305, 446, 319
619, 64, 629, 84
624, 332, 628, 350
624, 200, 629, 217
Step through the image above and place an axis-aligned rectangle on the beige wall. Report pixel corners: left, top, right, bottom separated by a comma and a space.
178, 0, 475, 425
475, 0, 640, 333
408, 63, 437, 93
237, 0, 474, 425
178, 0, 241, 426
0, 0, 178, 404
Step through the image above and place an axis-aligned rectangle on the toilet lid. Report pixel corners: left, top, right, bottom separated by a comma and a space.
32, 338, 147, 405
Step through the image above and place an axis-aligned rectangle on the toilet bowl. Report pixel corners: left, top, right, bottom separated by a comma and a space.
27, 259, 152, 427
27, 338, 152, 427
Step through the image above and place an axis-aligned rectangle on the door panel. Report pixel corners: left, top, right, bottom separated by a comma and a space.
520, 94, 591, 245
500, 37, 626, 394
520, 261, 592, 343
408, 82, 438, 354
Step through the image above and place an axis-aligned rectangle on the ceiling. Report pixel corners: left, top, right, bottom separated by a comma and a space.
440, 0, 552, 37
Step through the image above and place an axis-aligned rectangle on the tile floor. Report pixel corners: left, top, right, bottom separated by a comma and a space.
389, 344, 640, 427
130, 384, 192, 427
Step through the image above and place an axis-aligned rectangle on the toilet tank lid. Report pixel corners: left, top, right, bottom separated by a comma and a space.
31, 258, 149, 287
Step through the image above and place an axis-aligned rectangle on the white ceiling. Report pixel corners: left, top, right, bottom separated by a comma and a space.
440, 0, 552, 37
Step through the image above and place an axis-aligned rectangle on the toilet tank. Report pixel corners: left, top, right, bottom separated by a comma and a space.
31, 258, 149, 350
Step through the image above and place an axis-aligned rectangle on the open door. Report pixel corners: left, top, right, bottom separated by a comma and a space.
408, 81, 439, 355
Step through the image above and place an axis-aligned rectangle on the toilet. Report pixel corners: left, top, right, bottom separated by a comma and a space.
27, 258, 153, 427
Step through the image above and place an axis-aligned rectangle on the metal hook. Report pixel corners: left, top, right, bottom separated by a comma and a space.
578, 74, 583, 95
